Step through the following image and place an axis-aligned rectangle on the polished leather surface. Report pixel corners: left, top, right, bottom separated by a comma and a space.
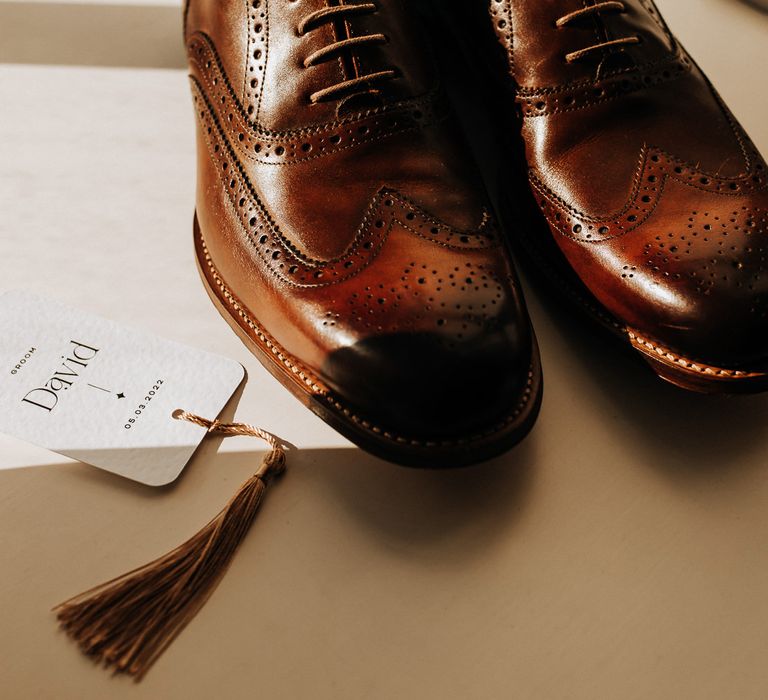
489, 0, 768, 368
184, 0, 538, 447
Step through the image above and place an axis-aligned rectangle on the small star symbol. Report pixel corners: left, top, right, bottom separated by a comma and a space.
117, 392, 125, 399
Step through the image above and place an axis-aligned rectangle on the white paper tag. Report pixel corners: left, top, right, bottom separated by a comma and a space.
0, 291, 245, 486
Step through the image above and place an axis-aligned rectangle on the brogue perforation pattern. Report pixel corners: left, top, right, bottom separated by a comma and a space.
517, 53, 692, 117
489, 0, 514, 74
202, 226, 538, 445
340, 259, 509, 346
533, 146, 768, 244
189, 33, 446, 166
193, 89, 499, 290
244, 0, 268, 120
636, 207, 768, 309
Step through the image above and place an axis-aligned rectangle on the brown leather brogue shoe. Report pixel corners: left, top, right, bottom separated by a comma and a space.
183, 1, 542, 466
482, 0, 768, 393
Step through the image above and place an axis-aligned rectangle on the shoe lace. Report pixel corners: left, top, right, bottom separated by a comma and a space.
556, 1, 640, 63
298, 2, 398, 104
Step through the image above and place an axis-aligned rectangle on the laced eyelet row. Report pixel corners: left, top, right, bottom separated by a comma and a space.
556, 1, 641, 64
297, 2, 399, 104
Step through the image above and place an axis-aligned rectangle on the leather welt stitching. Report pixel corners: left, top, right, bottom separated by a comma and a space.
627, 330, 763, 378
199, 235, 328, 395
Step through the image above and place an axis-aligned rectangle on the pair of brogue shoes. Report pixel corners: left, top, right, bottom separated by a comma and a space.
185, 0, 768, 467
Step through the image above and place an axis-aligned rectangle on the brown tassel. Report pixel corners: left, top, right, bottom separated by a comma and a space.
54, 410, 286, 681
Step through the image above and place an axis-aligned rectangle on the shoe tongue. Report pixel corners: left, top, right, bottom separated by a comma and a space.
324, 1, 391, 110
329, 0, 434, 111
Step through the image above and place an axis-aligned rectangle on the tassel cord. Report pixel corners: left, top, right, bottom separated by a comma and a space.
54, 410, 286, 680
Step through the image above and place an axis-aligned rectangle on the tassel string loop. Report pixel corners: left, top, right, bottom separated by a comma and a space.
172, 409, 286, 480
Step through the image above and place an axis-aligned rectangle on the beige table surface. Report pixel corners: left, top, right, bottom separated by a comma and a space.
2, 1, 768, 698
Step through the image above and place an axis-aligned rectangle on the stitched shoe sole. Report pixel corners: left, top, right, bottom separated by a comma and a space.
626, 329, 768, 394
194, 214, 543, 468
